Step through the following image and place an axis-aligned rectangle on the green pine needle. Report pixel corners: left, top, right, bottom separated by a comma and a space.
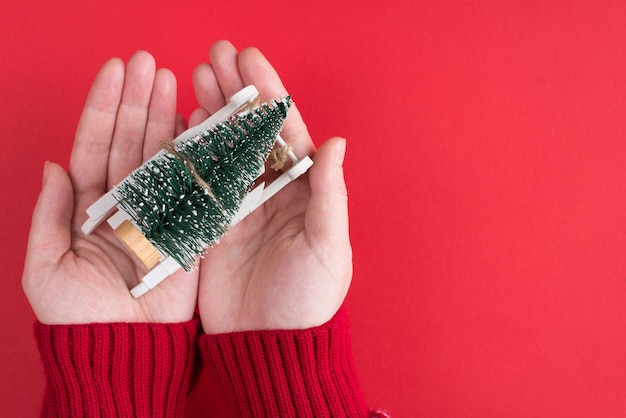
114, 96, 292, 270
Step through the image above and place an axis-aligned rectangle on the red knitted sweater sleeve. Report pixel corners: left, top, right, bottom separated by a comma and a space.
198, 307, 371, 417
35, 319, 200, 417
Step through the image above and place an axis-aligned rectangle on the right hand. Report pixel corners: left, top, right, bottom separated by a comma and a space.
190, 41, 353, 334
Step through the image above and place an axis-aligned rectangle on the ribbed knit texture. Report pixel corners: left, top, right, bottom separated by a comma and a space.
35, 319, 200, 417
199, 307, 369, 417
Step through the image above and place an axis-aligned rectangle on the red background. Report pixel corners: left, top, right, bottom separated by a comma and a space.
2, 1, 626, 416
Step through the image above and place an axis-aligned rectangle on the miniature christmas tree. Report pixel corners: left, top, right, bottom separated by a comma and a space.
114, 96, 292, 271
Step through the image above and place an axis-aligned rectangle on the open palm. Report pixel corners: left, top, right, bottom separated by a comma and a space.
190, 41, 352, 333
22, 51, 198, 324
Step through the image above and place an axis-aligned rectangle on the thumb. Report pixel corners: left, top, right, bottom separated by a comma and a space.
23, 162, 74, 285
305, 137, 349, 244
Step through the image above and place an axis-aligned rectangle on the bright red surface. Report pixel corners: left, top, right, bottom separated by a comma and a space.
2, 1, 626, 416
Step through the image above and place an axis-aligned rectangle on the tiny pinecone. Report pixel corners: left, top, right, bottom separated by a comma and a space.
114, 96, 292, 270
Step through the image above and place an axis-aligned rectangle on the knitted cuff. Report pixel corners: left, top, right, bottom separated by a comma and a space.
35, 319, 201, 418
199, 308, 369, 417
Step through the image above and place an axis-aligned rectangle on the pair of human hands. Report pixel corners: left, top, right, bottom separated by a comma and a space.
22, 41, 352, 334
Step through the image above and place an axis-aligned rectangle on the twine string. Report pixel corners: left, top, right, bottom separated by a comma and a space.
160, 140, 221, 206
270, 143, 292, 170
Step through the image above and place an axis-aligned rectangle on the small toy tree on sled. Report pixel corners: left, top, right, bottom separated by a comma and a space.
81, 86, 313, 298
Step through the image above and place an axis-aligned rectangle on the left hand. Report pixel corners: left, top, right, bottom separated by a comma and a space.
22, 51, 198, 324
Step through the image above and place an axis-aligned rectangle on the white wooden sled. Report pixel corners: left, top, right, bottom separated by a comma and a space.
81, 85, 313, 298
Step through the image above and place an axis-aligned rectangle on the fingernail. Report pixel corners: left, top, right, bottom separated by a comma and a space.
335, 138, 346, 166
42, 161, 50, 187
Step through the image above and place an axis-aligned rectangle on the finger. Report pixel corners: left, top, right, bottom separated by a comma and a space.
175, 114, 188, 136
23, 162, 73, 287
192, 63, 225, 114
188, 107, 210, 127
107, 50, 156, 189
238, 47, 315, 157
209, 40, 245, 100
305, 137, 349, 244
142, 68, 177, 160
70, 58, 124, 200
